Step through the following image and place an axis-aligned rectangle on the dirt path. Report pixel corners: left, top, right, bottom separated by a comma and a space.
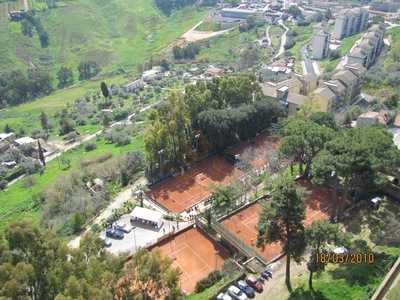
266, 25, 272, 47
181, 20, 235, 43
273, 21, 289, 60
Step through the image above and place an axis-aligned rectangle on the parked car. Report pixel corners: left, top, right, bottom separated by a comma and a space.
236, 280, 255, 298
227, 285, 247, 300
217, 292, 233, 300
114, 221, 133, 233
99, 236, 112, 247
246, 276, 263, 293
261, 270, 272, 280
105, 228, 124, 239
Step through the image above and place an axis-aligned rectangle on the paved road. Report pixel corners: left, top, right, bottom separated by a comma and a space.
301, 45, 316, 75
254, 258, 308, 300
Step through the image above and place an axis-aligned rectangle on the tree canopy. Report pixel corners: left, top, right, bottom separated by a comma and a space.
257, 176, 306, 291
279, 116, 335, 177
312, 126, 400, 200
144, 75, 282, 177
305, 220, 349, 290
0, 221, 181, 300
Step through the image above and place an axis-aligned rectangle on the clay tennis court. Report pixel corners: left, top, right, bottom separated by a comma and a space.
298, 179, 338, 226
221, 202, 283, 261
228, 133, 280, 170
151, 227, 229, 293
221, 180, 338, 261
148, 133, 279, 213
148, 155, 243, 212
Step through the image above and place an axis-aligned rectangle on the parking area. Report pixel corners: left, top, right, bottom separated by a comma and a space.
103, 214, 192, 255
151, 226, 230, 294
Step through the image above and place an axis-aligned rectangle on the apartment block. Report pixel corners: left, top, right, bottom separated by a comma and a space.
312, 27, 331, 60
333, 8, 369, 40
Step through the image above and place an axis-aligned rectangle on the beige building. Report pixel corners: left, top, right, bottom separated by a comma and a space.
356, 111, 390, 127
311, 86, 337, 112
332, 68, 361, 103
287, 92, 308, 115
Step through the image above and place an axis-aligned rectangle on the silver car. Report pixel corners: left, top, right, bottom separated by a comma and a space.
227, 285, 247, 300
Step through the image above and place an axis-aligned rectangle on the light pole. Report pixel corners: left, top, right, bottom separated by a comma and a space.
214, 250, 219, 269
194, 133, 200, 151
133, 228, 137, 251
158, 148, 165, 173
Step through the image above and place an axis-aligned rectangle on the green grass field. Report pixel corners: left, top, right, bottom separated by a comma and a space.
287, 24, 313, 73
269, 25, 284, 50
0, 135, 145, 231
197, 27, 264, 64
0, 0, 207, 134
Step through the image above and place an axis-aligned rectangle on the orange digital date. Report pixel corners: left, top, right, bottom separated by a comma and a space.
315, 251, 375, 264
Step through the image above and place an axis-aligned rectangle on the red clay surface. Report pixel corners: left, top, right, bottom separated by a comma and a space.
151, 227, 229, 293
148, 133, 278, 213
221, 180, 337, 261
148, 155, 244, 212
229, 134, 280, 169
299, 179, 333, 226
221, 202, 283, 261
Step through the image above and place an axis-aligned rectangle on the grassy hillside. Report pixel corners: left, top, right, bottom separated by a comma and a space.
0, 0, 207, 75
0, 0, 207, 134
0, 134, 145, 232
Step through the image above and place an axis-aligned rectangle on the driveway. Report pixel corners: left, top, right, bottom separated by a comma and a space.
68, 177, 148, 248
254, 258, 308, 300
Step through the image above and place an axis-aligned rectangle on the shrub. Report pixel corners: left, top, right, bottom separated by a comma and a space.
84, 143, 97, 152
91, 223, 101, 233
21, 159, 43, 175
81, 152, 113, 167
104, 125, 132, 146
195, 270, 223, 293
0, 180, 7, 190
113, 108, 129, 121
23, 176, 36, 188
31, 129, 48, 140
72, 212, 85, 234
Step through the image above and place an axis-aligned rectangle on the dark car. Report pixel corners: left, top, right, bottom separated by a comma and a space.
106, 228, 124, 239
236, 280, 255, 298
261, 270, 272, 280
246, 276, 263, 293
